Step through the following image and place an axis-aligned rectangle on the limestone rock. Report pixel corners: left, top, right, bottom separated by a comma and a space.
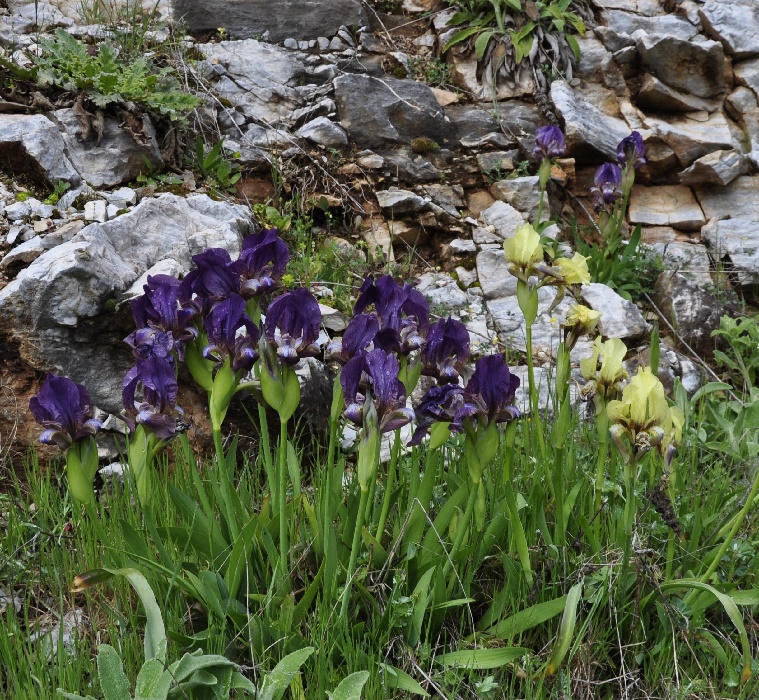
0, 194, 252, 413
416, 272, 468, 310
636, 34, 724, 101
476, 248, 513, 300
653, 271, 729, 360
601, 10, 697, 41
334, 74, 456, 150
0, 114, 80, 186
51, 108, 162, 188
478, 201, 525, 241
702, 218, 759, 287
638, 74, 723, 113
645, 241, 712, 287
550, 80, 632, 160
579, 283, 648, 340
594, 0, 662, 15
678, 150, 745, 186
699, 0, 759, 59
198, 40, 309, 123
694, 176, 759, 220
733, 58, 759, 99
171, 0, 366, 42
629, 185, 705, 231
643, 112, 733, 168
295, 117, 348, 148
490, 176, 551, 224
375, 188, 428, 215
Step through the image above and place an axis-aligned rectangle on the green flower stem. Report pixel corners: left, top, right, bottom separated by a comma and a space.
593, 403, 609, 535
525, 324, 546, 459
341, 486, 370, 618
375, 431, 401, 544
619, 460, 636, 596
278, 418, 289, 584
686, 462, 759, 605
552, 448, 566, 546
444, 479, 479, 593
212, 427, 240, 543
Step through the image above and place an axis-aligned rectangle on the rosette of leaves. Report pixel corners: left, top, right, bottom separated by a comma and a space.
34, 29, 199, 122
442, 0, 587, 91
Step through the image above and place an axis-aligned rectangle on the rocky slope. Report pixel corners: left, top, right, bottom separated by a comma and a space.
0, 0, 757, 459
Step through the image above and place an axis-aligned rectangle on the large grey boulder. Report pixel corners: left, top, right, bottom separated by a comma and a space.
171, 0, 366, 42
550, 80, 631, 160
694, 176, 759, 220
637, 34, 725, 111
0, 194, 252, 413
198, 40, 309, 123
579, 283, 648, 340
334, 74, 456, 150
629, 185, 705, 231
702, 218, 759, 288
643, 112, 733, 168
699, 0, 759, 59
653, 271, 730, 360
51, 108, 163, 188
0, 114, 80, 186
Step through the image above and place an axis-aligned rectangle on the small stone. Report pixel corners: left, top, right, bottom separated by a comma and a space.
449, 238, 477, 254
104, 186, 137, 208
106, 204, 120, 219
357, 153, 384, 169
6, 225, 28, 245
298, 40, 310, 50
375, 188, 428, 215
361, 220, 394, 262
84, 200, 108, 223
283, 38, 298, 49
5, 201, 31, 220
476, 151, 517, 175
317, 36, 330, 50
455, 266, 477, 289
296, 117, 348, 147
388, 220, 426, 247
33, 219, 52, 233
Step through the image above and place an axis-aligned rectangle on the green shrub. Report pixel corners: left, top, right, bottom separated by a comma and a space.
34, 29, 200, 122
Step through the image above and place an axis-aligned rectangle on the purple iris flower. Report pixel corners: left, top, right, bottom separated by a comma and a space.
533, 124, 566, 160
354, 275, 430, 354
326, 313, 379, 363
409, 383, 466, 445
29, 374, 102, 449
590, 163, 623, 210
122, 357, 184, 439
617, 131, 646, 170
233, 228, 290, 298
203, 293, 261, 372
125, 275, 197, 361
341, 348, 414, 433
451, 354, 520, 430
179, 248, 239, 312
421, 318, 470, 384
263, 288, 322, 366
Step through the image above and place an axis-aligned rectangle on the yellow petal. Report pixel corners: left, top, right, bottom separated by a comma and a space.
503, 223, 543, 269
580, 336, 602, 380
599, 338, 628, 386
555, 253, 591, 285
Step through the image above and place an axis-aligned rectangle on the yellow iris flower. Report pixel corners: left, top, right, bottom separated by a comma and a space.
555, 252, 590, 285
503, 223, 543, 279
580, 336, 628, 402
607, 367, 684, 464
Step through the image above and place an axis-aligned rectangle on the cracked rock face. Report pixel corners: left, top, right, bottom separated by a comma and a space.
0, 110, 162, 188
0, 194, 252, 412
171, 0, 366, 42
